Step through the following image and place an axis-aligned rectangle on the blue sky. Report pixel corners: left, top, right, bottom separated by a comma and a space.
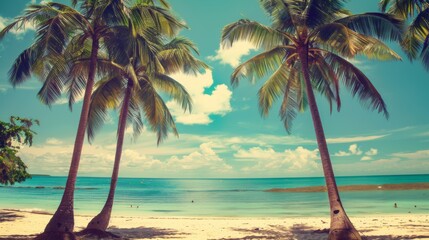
0, 0, 428, 178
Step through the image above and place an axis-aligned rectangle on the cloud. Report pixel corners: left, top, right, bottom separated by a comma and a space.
166, 70, 232, 125
365, 148, 378, 156
327, 135, 386, 143
207, 41, 257, 67
392, 149, 429, 159
55, 93, 84, 106
360, 148, 379, 161
236, 146, 320, 172
45, 138, 63, 145
334, 144, 362, 157
165, 142, 232, 172
0, 16, 36, 39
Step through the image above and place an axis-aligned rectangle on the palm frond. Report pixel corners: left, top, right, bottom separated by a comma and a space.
335, 13, 404, 42
137, 81, 178, 145
258, 64, 291, 117
231, 46, 295, 87
260, 0, 298, 32
65, 76, 86, 110
278, 70, 301, 133
126, 95, 144, 140
37, 55, 70, 106
222, 19, 288, 50
301, 0, 344, 28
325, 52, 389, 118
8, 47, 38, 86
130, 5, 185, 38
158, 48, 209, 75
152, 73, 192, 113
87, 75, 124, 141
420, 33, 429, 70
402, 8, 429, 60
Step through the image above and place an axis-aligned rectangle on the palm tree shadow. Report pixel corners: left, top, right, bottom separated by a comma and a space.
105, 226, 188, 239
214, 224, 328, 240
0, 210, 24, 223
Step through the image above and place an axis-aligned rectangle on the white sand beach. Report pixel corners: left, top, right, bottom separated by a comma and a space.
0, 209, 428, 239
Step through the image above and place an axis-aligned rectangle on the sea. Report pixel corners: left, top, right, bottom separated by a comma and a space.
0, 174, 428, 217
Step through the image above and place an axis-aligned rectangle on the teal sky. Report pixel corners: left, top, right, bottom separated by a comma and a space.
1, 0, 428, 178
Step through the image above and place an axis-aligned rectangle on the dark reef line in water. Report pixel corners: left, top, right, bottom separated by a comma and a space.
0, 186, 99, 190
265, 182, 429, 192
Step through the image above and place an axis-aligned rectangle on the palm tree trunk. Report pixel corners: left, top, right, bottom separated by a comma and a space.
298, 47, 361, 240
86, 80, 133, 232
40, 39, 99, 238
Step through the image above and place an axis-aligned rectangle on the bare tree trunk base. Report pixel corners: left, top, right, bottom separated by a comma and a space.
85, 209, 111, 231
43, 208, 74, 233
329, 228, 362, 240
34, 231, 77, 240
77, 228, 120, 239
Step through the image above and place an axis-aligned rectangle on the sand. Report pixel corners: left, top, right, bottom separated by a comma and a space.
0, 209, 428, 239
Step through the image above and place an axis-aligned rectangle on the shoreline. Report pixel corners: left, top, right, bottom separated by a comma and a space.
1, 209, 428, 239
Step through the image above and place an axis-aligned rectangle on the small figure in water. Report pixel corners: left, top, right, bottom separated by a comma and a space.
191, 200, 194, 203
394, 203, 397, 208
131, 205, 133, 208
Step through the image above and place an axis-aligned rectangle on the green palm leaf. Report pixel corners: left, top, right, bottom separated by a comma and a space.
231, 46, 294, 87
222, 19, 288, 50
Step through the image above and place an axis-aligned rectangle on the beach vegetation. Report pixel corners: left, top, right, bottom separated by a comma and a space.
0, 0, 184, 238
0, 116, 38, 185
221, 0, 404, 239
380, 0, 429, 71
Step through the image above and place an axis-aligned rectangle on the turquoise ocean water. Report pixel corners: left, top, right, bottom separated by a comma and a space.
0, 175, 428, 217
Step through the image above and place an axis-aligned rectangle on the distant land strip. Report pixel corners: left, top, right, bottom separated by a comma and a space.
265, 182, 429, 192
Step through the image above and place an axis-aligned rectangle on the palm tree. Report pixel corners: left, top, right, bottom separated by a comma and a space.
1, 1, 184, 238
380, 0, 429, 71
221, 0, 403, 239
79, 25, 207, 234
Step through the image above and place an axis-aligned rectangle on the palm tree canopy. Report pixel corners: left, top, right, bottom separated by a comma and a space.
0, 0, 187, 110
85, 26, 208, 144
222, 0, 404, 132
380, 0, 429, 70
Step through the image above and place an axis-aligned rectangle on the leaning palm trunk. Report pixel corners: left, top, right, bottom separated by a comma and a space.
86, 80, 133, 232
299, 47, 361, 240
39, 40, 100, 239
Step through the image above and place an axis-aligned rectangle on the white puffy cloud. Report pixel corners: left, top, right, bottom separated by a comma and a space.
166, 70, 232, 125
45, 138, 63, 145
361, 148, 378, 160
365, 148, 378, 156
165, 142, 232, 172
236, 146, 320, 172
207, 41, 257, 68
0, 16, 35, 39
334, 144, 362, 157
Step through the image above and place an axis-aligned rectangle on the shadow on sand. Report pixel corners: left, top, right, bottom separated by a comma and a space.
214, 224, 329, 240
214, 224, 429, 240
0, 210, 24, 223
77, 226, 188, 239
